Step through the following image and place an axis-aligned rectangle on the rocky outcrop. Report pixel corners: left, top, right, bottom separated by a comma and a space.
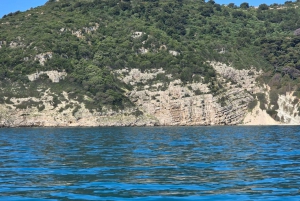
115, 64, 260, 126
211, 61, 262, 94
115, 68, 166, 85
277, 92, 300, 124
0, 105, 158, 127
9, 41, 25, 48
128, 79, 253, 126
132, 32, 145, 38
34, 52, 53, 66
169, 50, 180, 56
2, 62, 298, 127
27, 70, 67, 83
64, 23, 100, 39
0, 90, 158, 127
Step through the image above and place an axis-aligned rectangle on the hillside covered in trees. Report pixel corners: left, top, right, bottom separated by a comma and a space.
1, 0, 300, 123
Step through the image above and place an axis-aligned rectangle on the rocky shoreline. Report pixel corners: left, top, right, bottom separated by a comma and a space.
0, 62, 298, 128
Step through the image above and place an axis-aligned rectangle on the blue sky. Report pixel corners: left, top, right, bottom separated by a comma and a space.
0, 0, 291, 18
0, 0, 48, 18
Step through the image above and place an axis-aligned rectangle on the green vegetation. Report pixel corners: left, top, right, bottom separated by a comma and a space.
248, 100, 257, 111
256, 93, 268, 110
1, 0, 300, 111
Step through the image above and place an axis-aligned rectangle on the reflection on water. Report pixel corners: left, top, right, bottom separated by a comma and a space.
0, 126, 300, 200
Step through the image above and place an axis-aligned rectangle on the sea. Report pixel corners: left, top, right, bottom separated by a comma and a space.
0, 126, 299, 201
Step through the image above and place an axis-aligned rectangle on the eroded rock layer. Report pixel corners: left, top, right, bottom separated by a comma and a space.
1, 62, 299, 127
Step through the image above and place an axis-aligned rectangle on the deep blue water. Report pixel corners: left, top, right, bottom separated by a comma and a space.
0, 126, 300, 201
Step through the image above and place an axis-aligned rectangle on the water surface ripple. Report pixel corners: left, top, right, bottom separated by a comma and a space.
0, 126, 300, 200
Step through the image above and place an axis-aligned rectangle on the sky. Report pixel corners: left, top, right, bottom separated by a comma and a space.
0, 0, 48, 18
0, 0, 291, 18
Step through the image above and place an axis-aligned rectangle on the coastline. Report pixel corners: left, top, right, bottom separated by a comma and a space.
0, 121, 291, 128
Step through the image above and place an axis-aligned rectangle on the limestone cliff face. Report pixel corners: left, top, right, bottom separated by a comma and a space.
116, 62, 262, 126
0, 90, 158, 127
1, 62, 299, 127
211, 62, 262, 94
128, 81, 253, 126
243, 91, 300, 125
277, 92, 300, 124
0, 105, 158, 127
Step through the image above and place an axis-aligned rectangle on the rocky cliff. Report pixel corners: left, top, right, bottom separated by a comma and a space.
0, 89, 158, 127
118, 62, 260, 126
1, 62, 296, 127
